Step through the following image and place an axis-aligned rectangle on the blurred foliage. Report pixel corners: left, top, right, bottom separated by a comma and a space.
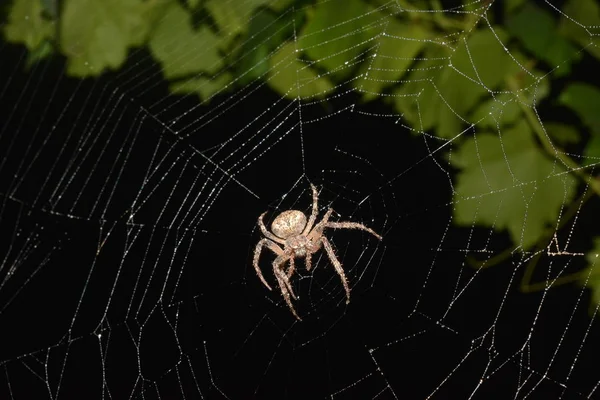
451, 119, 577, 250
3, 0, 600, 310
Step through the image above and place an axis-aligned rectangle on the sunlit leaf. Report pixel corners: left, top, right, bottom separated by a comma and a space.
394, 28, 521, 139
559, 83, 600, 134
469, 93, 521, 129
436, 28, 506, 138
25, 38, 54, 67
298, 0, 383, 79
61, 0, 151, 77
187, 0, 201, 8
170, 73, 232, 101
451, 119, 577, 249
231, 8, 296, 85
355, 19, 430, 101
507, 3, 579, 76
392, 46, 447, 133
267, 42, 334, 100
205, 0, 273, 37
451, 27, 518, 90
149, 2, 223, 79
267, 0, 298, 12
4, 0, 55, 51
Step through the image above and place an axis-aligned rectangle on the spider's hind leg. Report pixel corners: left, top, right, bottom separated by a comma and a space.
273, 256, 301, 319
320, 236, 352, 304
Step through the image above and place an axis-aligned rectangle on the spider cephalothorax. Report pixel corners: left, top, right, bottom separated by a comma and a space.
253, 184, 382, 319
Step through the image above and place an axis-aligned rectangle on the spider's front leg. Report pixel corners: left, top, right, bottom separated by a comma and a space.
302, 184, 319, 235
323, 220, 382, 241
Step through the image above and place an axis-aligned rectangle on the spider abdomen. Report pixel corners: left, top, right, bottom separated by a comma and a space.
271, 210, 307, 239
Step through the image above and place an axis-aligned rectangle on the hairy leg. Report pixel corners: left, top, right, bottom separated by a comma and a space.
305, 253, 313, 271
324, 221, 382, 240
286, 257, 296, 278
280, 259, 297, 299
307, 208, 334, 242
303, 184, 319, 235
273, 255, 300, 319
253, 238, 285, 290
320, 236, 351, 304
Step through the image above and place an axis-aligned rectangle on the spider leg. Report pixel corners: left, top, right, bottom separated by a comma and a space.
323, 221, 382, 240
258, 212, 286, 244
279, 258, 297, 300
253, 238, 285, 291
305, 253, 313, 271
286, 257, 296, 278
306, 208, 334, 243
303, 184, 319, 235
273, 255, 301, 319
320, 236, 351, 304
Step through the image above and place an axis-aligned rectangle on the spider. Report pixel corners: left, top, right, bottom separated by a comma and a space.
253, 184, 382, 319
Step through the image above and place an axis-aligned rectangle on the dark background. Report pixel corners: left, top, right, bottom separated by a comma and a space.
1, 34, 599, 400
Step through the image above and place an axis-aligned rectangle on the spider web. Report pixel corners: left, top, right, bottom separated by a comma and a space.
1, 0, 600, 399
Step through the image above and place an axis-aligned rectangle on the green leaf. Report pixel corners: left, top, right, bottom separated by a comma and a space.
267, 42, 335, 100
559, 0, 600, 61
231, 8, 296, 85
298, 0, 382, 80
392, 46, 446, 133
267, 0, 298, 12
41, 0, 59, 19
545, 123, 580, 146
451, 27, 518, 90
169, 73, 232, 101
205, 0, 272, 37
4, 0, 55, 51
26, 38, 54, 67
60, 0, 151, 77
580, 237, 600, 312
355, 19, 430, 101
451, 119, 577, 249
187, 0, 201, 9
558, 83, 600, 134
583, 135, 600, 167
149, 2, 223, 79
507, 3, 579, 76
394, 28, 521, 138
469, 93, 521, 129
433, 66, 486, 139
